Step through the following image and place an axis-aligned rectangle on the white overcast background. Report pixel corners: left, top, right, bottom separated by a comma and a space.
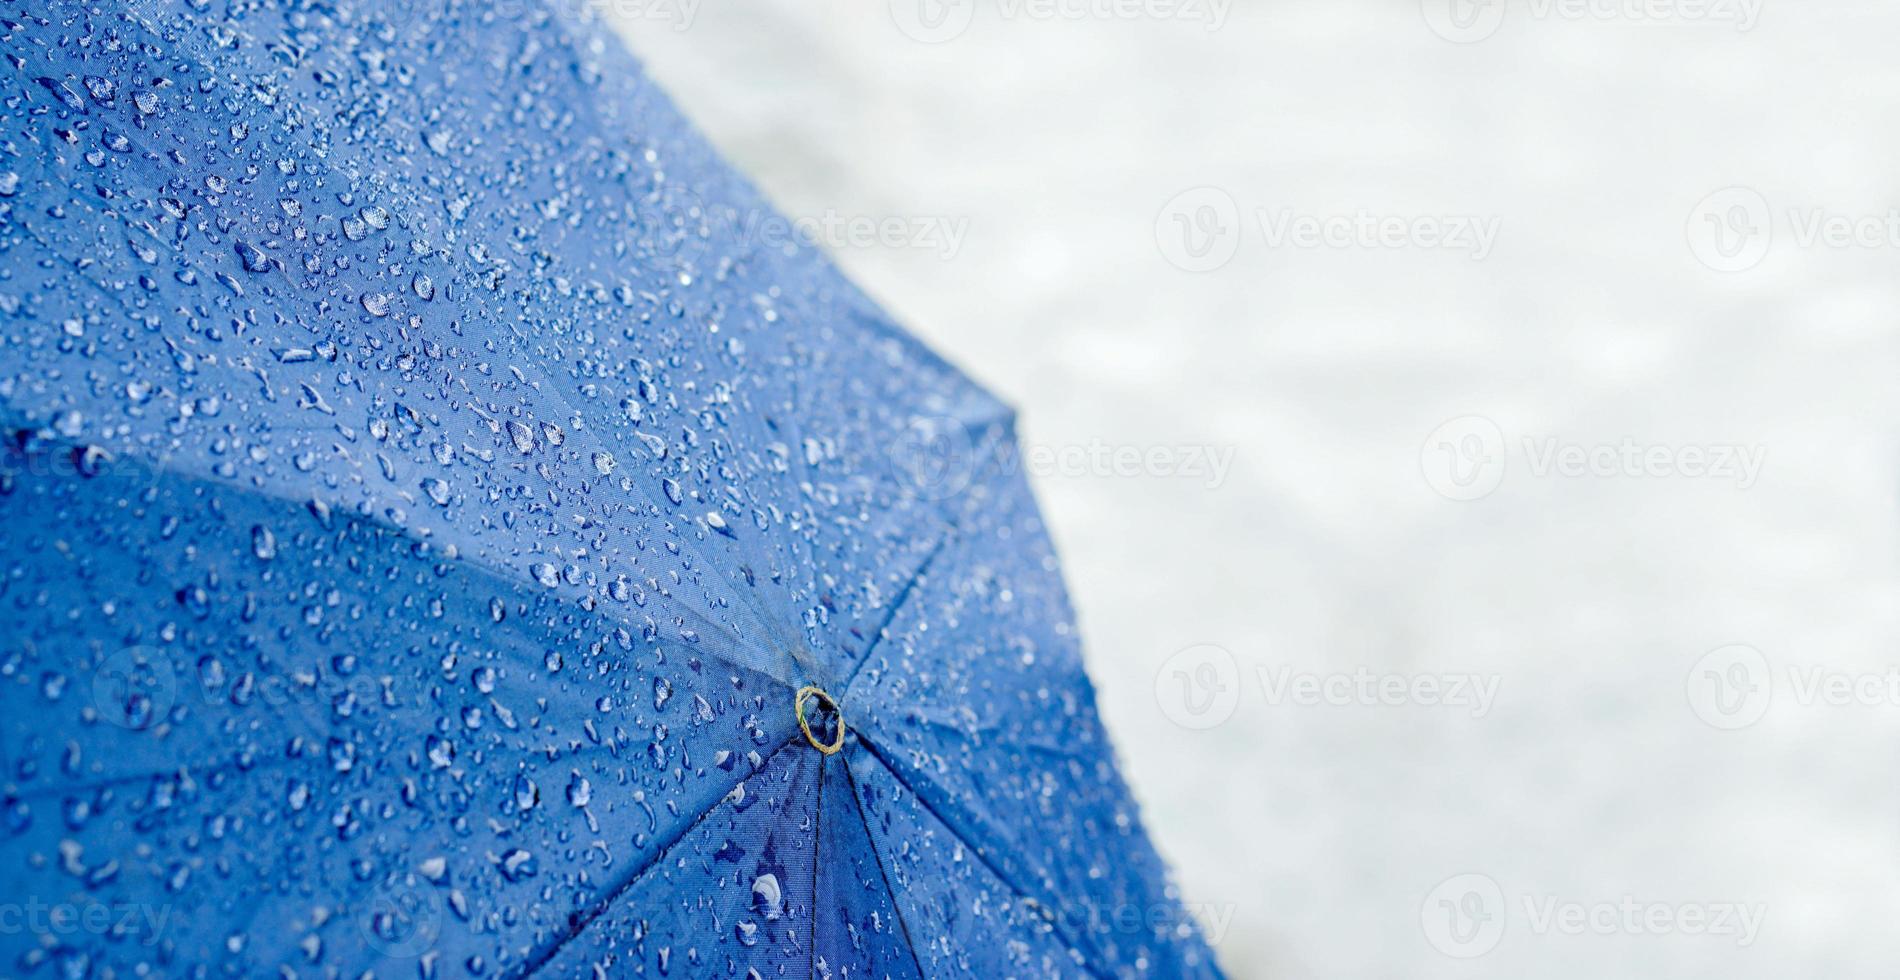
616, 2, 1900, 976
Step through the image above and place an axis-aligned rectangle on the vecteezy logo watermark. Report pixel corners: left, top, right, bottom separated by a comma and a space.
1685, 186, 1773, 272
1156, 187, 1499, 271
890, 0, 1232, 43
1420, 416, 1765, 501
1421, 0, 1763, 43
889, 0, 978, 41
1685, 643, 1772, 730
1154, 187, 1242, 273
1153, 644, 1243, 730
362, 874, 445, 958
92, 646, 180, 731
0, 900, 172, 947
1420, 416, 1508, 501
887, 416, 982, 502
1422, 874, 1766, 957
1421, 874, 1507, 958
1155, 644, 1501, 729
1687, 643, 1900, 730
1687, 185, 1900, 272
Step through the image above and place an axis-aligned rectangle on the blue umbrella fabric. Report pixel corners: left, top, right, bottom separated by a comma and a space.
0, 1, 1223, 977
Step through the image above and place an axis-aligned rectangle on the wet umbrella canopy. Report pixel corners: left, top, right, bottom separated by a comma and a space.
0, 1, 1222, 976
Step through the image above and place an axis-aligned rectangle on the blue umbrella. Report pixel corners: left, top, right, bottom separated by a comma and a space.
0, 1, 1223, 976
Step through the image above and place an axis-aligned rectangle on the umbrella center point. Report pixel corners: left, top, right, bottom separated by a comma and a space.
794, 685, 846, 755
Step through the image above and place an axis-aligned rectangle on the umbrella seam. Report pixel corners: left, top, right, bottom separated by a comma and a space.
854, 736, 1114, 980
808, 752, 825, 979
509, 727, 800, 979
842, 753, 931, 980
0, 430, 806, 697
838, 524, 956, 698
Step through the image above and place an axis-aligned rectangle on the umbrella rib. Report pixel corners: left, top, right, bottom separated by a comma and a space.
838, 527, 955, 696
8, 426, 797, 690
509, 728, 800, 979
854, 737, 1115, 980
808, 753, 825, 979
838, 416, 1017, 697
841, 754, 932, 980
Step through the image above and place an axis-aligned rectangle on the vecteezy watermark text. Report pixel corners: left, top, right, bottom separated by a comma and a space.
888, 418, 1235, 501
1421, 874, 1766, 958
1686, 186, 1900, 272
1015, 440, 1234, 486
1421, 415, 1765, 501
644, 188, 971, 266
730, 208, 970, 260
1040, 898, 1239, 948
1421, 0, 1764, 44
890, 0, 1233, 43
1156, 188, 1499, 272
1687, 643, 1900, 730
0, 900, 172, 947
360, 0, 706, 36
1154, 644, 1501, 729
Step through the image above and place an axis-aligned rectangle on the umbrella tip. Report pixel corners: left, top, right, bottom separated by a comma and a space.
794, 685, 846, 755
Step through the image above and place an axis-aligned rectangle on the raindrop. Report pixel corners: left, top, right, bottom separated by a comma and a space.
752, 874, 783, 920
497, 849, 536, 882
233, 241, 271, 273
507, 421, 536, 454
513, 774, 539, 812
250, 525, 276, 560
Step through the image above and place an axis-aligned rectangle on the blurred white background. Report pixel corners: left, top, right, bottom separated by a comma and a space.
614, 2, 1900, 976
